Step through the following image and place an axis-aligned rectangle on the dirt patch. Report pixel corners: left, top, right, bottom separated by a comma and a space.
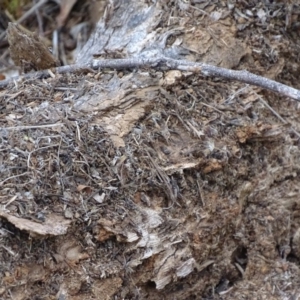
1, 1, 300, 299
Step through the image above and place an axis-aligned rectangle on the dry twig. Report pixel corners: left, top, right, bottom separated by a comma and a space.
0, 0, 48, 41
1, 56, 300, 102
253, 91, 300, 138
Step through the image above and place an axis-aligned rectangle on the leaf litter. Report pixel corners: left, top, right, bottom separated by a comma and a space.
1, 1, 300, 299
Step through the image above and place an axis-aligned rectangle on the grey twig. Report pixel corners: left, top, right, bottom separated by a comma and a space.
1, 56, 300, 102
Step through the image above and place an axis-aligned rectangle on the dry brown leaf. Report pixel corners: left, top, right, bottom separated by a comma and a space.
77, 184, 92, 193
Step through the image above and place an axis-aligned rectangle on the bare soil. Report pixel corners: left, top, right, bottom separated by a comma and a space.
1, 1, 300, 299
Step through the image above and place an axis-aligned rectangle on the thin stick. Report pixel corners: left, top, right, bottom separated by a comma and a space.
1, 123, 63, 130
0, 172, 29, 186
0, 0, 48, 41
1, 56, 300, 102
253, 91, 300, 138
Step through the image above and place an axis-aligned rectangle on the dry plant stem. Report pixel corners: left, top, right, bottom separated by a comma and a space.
253, 91, 300, 138
1, 56, 300, 102
3, 123, 63, 130
13, 0, 48, 25
0, 0, 48, 41
0, 172, 29, 186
